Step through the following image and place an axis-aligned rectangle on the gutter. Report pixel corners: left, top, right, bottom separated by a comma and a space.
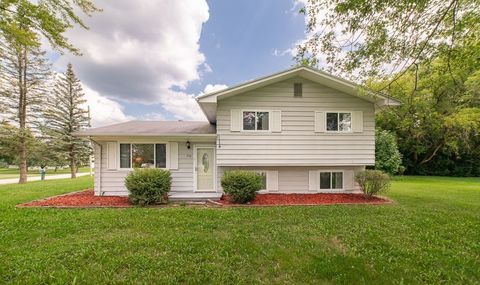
74, 133, 217, 137
89, 137, 103, 196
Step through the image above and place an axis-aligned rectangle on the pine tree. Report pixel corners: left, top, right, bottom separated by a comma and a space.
43, 63, 92, 178
0, 38, 51, 183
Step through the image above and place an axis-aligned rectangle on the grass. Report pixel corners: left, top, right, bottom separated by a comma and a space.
0, 176, 479, 284
0, 167, 91, 179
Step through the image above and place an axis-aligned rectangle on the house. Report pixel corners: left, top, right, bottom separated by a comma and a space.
75, 66, 400, 200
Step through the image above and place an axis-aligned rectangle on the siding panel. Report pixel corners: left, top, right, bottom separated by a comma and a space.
95, 140, 213, 196
216, 78, 375, 166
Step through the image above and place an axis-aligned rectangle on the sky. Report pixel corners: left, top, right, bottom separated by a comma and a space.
50, 0, 307, 127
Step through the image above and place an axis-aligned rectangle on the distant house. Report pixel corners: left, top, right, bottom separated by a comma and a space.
75, 66, 400, 200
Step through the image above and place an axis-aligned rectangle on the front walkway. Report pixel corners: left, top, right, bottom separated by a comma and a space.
0, 172, 91, 185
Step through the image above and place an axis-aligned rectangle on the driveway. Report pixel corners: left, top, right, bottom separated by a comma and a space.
0, 172, 92, 185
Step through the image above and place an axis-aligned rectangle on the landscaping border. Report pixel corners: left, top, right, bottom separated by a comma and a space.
17, 190, 393, 208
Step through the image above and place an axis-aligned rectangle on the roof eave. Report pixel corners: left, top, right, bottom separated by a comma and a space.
74, 133, 217, 137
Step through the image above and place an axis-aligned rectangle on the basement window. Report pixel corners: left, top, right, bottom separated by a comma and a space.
319, 171, 343, 190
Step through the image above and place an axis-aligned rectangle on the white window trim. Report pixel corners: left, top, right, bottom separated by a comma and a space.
117, 141, 170, 171
241, 110, 272, 132
325, 111, 353, 133
318, 170, 345, 191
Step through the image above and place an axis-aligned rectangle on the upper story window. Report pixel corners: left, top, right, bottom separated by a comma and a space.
243, 111, 269, 131
294, 83, 302, 97
120, 143, 166, 169
326, 112, 352, 132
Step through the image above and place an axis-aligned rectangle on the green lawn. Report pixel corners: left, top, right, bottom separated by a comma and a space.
0, 167, 91, 179
0, 176, 479, 284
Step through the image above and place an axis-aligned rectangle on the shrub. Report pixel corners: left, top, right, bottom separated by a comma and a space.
125, 168, 171, 206
355, 170, 391, 199
221, 170, 263, 204
375, 130, 402, 175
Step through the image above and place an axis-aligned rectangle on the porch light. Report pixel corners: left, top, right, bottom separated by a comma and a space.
186, 140, 191, 149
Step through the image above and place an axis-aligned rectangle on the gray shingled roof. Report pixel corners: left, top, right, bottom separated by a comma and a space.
74, 120, 216, 136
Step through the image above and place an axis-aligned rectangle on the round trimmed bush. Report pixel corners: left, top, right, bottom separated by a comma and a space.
221, 170, 263, 204
355, 170, 390, 199
125, 168, 171, 206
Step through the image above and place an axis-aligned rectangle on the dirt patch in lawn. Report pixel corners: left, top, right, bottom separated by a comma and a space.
219, 193, 390, 206
18, 190, 131, 208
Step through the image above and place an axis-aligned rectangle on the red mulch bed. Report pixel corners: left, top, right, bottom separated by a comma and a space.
18, 190, 131, 208
18, 190, 390, 208
219, 193, 389, 206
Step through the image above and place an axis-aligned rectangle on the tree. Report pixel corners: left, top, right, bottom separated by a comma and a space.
295, 0, 479, 87
0, 121, 66, 171
42, 63, 91, 178
375, 130, 402, 175
0, 38, 51, 183
374, 44, 480, 176
0, 0, 100, 54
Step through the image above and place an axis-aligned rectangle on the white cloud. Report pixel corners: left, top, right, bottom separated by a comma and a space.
159, 90, 206, 121
202, 84, 228, 94
139, 112, 167, 121
82, 85, 134, 127
54, 0, 210, 120
272, 48, 292, 57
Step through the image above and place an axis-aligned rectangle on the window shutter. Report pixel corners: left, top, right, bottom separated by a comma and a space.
352, 111, 363, 132
271, 110, 282, 132
106, 142, 117, 170
169, 142, 179, 170
314, 111, 325, 133
308, 170, 318, 191
344, 170, 354, 190
231, 109, 241, 132
267, 171, 278, 192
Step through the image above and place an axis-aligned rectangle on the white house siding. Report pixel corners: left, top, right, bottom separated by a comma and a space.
217, 166, 364, 193
92, 138, 215, 196
216, 78, 375, 166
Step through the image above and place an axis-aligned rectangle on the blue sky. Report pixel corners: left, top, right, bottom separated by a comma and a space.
53, 0, 306, 126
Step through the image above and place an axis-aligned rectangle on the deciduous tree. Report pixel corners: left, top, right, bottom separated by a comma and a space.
0, 0, 100, 53
0, 37, 50, 183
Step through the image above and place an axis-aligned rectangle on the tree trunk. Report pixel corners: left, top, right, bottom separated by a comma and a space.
70, 156, 76, 178
18, 136, 27, 183
18, 48, 28, 184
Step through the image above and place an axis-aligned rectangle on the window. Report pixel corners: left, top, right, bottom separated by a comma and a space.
319, 171, 343, 190
243, 111, 269, 131
326, 112, 352, 132
155, 144, 166, 168
256, 171, 267, 190
119, 143, 167, 169
294, 83, 302, 97
132, 144, 154, 168
120, 144, 131, 168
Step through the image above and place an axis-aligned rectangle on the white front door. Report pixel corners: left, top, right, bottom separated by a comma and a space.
194, 147, 215, 192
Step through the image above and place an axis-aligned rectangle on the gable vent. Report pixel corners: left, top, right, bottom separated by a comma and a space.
294, 83, 302, 97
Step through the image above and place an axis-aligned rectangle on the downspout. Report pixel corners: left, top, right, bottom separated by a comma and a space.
90, 137, 103, 196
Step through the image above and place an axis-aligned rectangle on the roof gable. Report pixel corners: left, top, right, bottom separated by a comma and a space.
196, 66, 400, 123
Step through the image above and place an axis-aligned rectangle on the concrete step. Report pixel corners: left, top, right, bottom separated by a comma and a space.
169, 192, 223, 202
